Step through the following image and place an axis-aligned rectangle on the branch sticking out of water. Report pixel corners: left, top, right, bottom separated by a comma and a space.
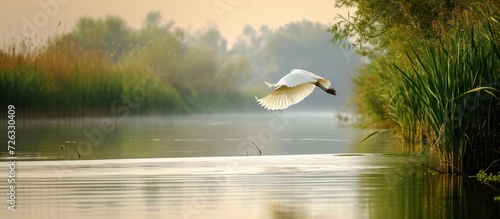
250, 141, 262, 156
358, 129, 395, 145
59, 144, 81, 159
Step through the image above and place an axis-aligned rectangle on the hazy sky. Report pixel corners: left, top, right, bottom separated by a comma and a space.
1, 0, 350, 46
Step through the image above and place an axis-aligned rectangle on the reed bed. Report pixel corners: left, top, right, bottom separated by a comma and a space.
0, 39, 183, 117
353, 18, 499, 174
1, 31, 252, 117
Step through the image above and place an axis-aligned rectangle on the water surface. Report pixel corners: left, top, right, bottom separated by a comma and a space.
1, 113, 499, 218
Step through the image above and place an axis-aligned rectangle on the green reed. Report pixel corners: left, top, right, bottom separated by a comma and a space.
392, 22, 499, 173
348, 5, 500, 174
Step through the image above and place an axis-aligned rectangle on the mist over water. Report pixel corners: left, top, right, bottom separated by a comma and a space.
1, 112, 370, 160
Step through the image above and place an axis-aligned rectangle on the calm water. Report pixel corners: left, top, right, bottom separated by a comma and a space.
1, 112, 499, 218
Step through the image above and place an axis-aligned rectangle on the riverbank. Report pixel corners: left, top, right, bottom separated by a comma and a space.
330, 1, 500, 174
1, 33, 255, 118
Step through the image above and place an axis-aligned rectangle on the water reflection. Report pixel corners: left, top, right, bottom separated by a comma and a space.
1, 113, 499, 218
1, 154, 499, 219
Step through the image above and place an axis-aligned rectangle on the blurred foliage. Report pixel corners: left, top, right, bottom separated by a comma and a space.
1, 12, 254, 115
2, 12, 361, 116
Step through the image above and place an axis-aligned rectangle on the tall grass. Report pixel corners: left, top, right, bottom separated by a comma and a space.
1, 32, 256, 117
391, 22, 500, 173
0, 39, 183, 117
352, 16, 500, 174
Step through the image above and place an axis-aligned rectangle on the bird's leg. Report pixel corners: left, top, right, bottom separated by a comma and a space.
315, 82, 327, 91
315, 82, 336, 95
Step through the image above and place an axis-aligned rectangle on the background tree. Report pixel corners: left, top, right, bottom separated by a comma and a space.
329, 0, 500, 54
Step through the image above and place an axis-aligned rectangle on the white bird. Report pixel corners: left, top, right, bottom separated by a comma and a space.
256, 69, 336, 110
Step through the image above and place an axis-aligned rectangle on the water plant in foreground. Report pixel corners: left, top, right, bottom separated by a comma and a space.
392, 22, 500, 174
475, 170, 500, 183
473, 169, 500, 201
329, 0, 500, 175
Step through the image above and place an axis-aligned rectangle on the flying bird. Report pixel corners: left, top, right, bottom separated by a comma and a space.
256, 69, 336, 110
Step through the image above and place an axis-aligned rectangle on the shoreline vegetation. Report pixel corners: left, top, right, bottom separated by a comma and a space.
329, 1, 499, 174
2, 14, 357, 118
1, 16, 254, 117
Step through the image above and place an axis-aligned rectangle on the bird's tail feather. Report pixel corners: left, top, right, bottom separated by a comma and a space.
264, 81, 274, 88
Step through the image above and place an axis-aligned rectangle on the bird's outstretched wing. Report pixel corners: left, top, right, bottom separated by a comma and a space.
256, 83, 315, 110
273, 69, 331, 89
275, 69, 316, 87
